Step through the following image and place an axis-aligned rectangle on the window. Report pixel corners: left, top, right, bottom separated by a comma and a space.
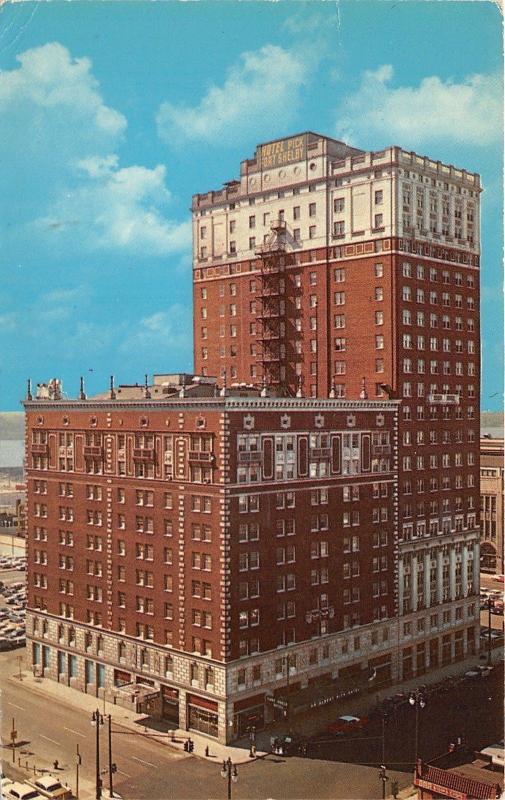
309, 225, 316, 239
375, 190, 383, 205
309, 202, 316, 217
374, 213, 383, 228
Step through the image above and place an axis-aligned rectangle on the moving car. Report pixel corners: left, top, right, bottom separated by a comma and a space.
327, 715, 369, 735
28, 777, 72, 800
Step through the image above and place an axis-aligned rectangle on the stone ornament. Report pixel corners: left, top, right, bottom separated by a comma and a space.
346, 414, 356, 428
280, 414, 291, 429
315, 414, 325, 429
376, 413, 385, 427
243, 414, 255, 430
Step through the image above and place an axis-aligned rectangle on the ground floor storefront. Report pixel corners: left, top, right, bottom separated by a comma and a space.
27, 609, 481, 744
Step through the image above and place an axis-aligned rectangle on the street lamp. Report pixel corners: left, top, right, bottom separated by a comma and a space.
379, 765, 389, 800
408, 691, 426, 767
220, 758, 238, 800
91, 710, 104, 800
247, 725, 256, 758
91, 711, 117, 799
284, 655, 291, 721
483, 597, 493, 666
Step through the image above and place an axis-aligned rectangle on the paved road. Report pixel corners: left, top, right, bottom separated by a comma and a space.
1, 648, 411, 800
1, 648, 184, 800
302, 661, 504, 771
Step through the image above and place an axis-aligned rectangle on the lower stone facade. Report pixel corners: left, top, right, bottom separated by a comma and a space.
26, 602, 480, 744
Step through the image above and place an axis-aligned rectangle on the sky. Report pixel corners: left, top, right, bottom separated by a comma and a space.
0, 1, 502, 412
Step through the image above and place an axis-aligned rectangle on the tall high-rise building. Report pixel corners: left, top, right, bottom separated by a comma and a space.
23, 132, 482, 746
192, 131, 482, 671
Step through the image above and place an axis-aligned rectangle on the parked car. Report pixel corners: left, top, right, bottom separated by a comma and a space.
28, 777, 72, 800
5, 782, 44, 800
480, 743, 505, 769
480, 627, 502, 640
492, 575, 504, 583
327, 715, 369, 735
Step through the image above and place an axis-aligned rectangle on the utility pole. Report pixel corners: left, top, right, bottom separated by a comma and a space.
107, 714, 116, 799
75, 744, 82, 799
11, 717, 17, 763
487, 598, 492, 666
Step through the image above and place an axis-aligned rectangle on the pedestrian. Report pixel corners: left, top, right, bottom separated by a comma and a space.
205, 745, 209, 757
53, 759, 59, 771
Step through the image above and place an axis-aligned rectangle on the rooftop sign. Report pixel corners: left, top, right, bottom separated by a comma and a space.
259, 135, 306, 170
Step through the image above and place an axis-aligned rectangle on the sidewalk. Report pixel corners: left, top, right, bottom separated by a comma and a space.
8, 644, 503, 766
7, 667, 266, 765
234, 645, 504, 752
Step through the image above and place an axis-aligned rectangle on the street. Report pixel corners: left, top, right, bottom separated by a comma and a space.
1, 564, 503, 800
2, 644, 503, 800
1, 647, 411, 800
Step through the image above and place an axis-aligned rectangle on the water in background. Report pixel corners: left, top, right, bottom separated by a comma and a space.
0, 440, 24, 468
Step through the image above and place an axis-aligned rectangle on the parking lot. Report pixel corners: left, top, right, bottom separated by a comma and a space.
0, 553, 27, 651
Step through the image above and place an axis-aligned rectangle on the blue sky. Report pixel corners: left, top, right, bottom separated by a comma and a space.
0, 1, 502, 411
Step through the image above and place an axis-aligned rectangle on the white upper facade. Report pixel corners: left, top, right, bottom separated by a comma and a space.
192, 133, 481, 264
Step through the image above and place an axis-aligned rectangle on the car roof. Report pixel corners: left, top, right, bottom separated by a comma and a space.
339, 715, 360, 722
34, 777, 62, 789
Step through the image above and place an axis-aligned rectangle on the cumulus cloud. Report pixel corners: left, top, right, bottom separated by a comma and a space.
156, 44, 312, 145
37, 157, 191, 255
0, 42, 126, 171
336, 65, 502, 148
118, 306, 192, 357
1, 42, 188, 257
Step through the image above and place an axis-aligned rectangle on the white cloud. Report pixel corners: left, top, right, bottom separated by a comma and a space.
0, 42, 126, 167
156, 44, 312, 145
337, 65, 502, 148
118, 306, 192, 357
1, 42, 189, 257
38, 158, 191, 255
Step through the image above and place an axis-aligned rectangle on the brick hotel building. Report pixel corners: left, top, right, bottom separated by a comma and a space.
24, 132, 481, 743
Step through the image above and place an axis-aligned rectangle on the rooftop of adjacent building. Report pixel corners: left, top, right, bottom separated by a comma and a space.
192, 130, 481, 209
24, 374, 399, 410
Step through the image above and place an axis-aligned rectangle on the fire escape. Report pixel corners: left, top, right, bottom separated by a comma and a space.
255, 218, 297, 395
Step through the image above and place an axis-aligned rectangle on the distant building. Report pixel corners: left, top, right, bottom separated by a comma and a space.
414, 754, 502, 800
480, 437, 504, 574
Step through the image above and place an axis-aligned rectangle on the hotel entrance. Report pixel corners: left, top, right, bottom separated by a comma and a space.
187, 694, 218, 738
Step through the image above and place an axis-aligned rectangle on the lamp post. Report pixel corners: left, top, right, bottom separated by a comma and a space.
220, 758, 238, 800
484, 597, 493, 666
247, 725, 256, 758
107, 714, 117, 798
379, 765, 389, 800
380, 713, 389, 800
408, 691, 426, 767
91, 710, 104, 800
284, 655, 291, 721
